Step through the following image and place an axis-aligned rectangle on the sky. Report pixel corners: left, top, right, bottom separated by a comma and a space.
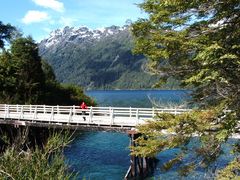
1, 0, 146, 42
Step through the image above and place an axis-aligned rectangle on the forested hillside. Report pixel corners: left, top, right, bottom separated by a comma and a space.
39, 25, 162, 90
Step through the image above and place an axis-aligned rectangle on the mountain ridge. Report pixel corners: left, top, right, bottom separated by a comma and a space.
38, 25, 159, 90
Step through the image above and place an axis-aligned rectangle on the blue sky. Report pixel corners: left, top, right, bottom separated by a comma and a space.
1, 0, 145, 42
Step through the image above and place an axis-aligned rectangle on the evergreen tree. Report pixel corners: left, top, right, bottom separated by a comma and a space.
131, 0, 240, 177
41, 60, 56, 83
10, 37, 45, 104
0, 52, 18, 103
0, 21, 18, 49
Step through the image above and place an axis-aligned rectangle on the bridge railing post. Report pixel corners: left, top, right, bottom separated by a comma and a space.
68, 108, 72, 124
7, 104, 10, 119
50, 107, 54, 122
4, 104, 6, 119
152, 107, 155, 118
110, 107, 114, 126
19, 105, 23, 119
4, 104, 9, 119
57, 105, 60, 114
136, 108, 139, 125
33, 106, 37, 120
130, 107, 132, 118
44, 105, 46, 114
73, 105, 76, 115
112, 109, 114, 125
89, 106, 93, 123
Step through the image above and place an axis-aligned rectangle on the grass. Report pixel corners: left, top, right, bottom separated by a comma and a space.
0, 129, 76, 180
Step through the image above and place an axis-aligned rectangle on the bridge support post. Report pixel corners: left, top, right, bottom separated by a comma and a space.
125, 129, 157, 179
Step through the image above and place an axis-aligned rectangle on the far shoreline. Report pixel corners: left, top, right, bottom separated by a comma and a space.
85, 89, 191, 91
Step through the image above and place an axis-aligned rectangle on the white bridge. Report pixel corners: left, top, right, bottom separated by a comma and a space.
0, 104, 190, 131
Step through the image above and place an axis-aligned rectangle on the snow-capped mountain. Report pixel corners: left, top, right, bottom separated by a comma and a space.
38, 25, 158, 90
39, 25, 129, 49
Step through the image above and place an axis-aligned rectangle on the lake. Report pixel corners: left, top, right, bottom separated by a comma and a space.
86, 89, 191, 108
64, 90, 236, 179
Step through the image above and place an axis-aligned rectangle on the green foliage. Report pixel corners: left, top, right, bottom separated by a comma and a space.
132, 0, 240, 108
131, 0, 240, 177
217, 158, 240, 180
41, 59, 56, 83
44, 82, 96, 105
0, 52, 18, 103
132, 109, 220, 156
0, 37, 45, 104
0, 132, 75, 180
11, 37, 46, 104
0, 21, 17, 49
132, 108, 239, 176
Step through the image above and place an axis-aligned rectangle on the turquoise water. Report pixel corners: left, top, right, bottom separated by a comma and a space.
64, 131, 129, 180
87, 90, 191, 108
152, 138, 237, 179
64, 90, 237, 179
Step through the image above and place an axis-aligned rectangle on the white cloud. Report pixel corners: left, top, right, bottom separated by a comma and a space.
22, 10, 50, 24
32, 0, 64, 12
59, 17, 77, 27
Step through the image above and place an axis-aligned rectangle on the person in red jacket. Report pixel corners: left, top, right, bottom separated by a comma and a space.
80, 102, 88, 121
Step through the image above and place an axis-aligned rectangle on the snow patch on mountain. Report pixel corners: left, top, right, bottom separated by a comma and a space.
40, 25, 129, 49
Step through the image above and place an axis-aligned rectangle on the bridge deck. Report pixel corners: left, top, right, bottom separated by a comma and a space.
0, 104, 190, 130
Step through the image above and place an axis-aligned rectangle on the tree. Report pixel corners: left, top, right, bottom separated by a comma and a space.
0, 21, 17, 49
41, 60, 56, 83
131, 0, 240, 177
0, 52, 18, 103
10, 37, 45, 104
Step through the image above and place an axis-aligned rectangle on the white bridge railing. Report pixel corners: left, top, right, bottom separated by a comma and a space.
0, 104, 190, 128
